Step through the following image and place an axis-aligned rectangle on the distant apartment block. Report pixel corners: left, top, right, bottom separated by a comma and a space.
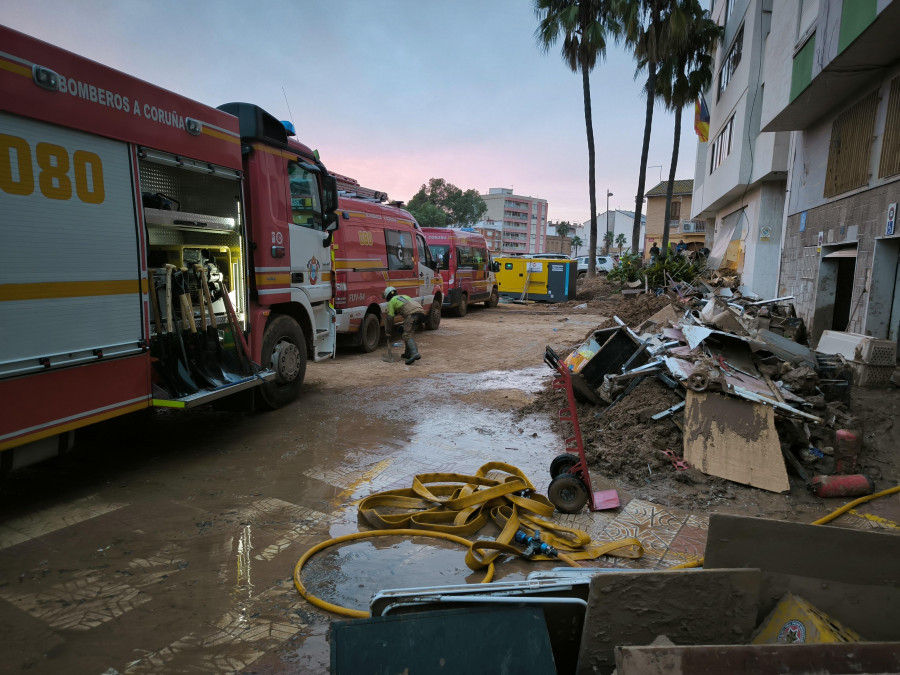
480, 188, 549, 255
471, 219, 503, 254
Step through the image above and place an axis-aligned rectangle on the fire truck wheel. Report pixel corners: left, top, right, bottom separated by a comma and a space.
359, 312, 381, 353
548, 473, 589, 514
485, 287, 499, 308
259, 315, 307, 409
455, 293, 468, 317
425, 297, 442, 330
550, 453, 579, 479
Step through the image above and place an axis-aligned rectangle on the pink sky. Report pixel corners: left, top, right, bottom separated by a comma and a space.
4, 0, 699, 228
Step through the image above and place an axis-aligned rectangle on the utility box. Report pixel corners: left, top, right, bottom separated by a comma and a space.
496, 257, 577, 302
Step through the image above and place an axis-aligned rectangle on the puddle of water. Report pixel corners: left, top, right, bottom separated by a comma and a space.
302, 537, 484, 612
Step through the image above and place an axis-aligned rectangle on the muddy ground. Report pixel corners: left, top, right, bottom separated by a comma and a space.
0, 277, 897, 673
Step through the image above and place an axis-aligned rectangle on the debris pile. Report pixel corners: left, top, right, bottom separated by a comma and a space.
553, 284, 886, 501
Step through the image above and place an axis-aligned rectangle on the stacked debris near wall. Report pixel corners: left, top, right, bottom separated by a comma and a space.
529, 278, 894, 508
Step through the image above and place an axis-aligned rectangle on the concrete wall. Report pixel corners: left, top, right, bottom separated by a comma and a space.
778, 181, 900, 341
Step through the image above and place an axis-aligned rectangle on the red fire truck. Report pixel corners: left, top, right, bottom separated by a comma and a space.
331, 175, 443, 352
422, 227, 500, 316
0, 26, 338, 469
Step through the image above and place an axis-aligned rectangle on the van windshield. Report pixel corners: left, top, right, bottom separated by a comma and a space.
429, 245, 450, 269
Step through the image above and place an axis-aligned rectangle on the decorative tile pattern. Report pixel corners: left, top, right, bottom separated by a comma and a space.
0, 570, 151, 631
0, 495, 127, 550
124, 586, 305, 674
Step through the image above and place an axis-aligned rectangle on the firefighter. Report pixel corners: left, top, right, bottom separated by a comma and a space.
383, 286, 424, 364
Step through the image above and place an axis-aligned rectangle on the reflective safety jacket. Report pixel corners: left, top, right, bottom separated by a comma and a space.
386, 294, 424, 318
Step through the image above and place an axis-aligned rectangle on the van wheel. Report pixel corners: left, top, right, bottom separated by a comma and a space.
455, 293, 468, 317
259, 315, 307, 409
485, 287, 499, 308
425, 297, 442, 330
359, 312, 381, 353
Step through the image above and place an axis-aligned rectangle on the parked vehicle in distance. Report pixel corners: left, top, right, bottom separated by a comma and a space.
332, 177, 443, 353
422, 228, 499, 316
575, 255, 616, 277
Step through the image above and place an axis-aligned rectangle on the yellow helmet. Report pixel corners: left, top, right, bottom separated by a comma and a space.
383, 286, 397, 301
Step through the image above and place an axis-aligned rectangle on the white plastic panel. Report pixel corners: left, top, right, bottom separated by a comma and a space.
0, 112, 142, 375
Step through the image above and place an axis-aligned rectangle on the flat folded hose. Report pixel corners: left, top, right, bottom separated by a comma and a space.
294, 462, 643, 617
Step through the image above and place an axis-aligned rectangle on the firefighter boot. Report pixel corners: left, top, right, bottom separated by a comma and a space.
404, 338, 421, 365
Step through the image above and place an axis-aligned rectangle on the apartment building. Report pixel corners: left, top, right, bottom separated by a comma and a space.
480, 188, 549, 255
644, 180, 706, 258
690, 0, 792, 299
471, 219, 503, 254
762, 0, 900, 344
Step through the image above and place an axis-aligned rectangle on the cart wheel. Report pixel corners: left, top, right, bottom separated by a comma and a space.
548, 473, 589, 514
550, 453, 579, 479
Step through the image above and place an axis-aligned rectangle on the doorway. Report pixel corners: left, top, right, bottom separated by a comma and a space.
812, 244, 858, 342
867, 237, 900, 348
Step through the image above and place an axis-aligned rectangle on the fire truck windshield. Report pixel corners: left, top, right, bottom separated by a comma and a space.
288, 163, 323, 230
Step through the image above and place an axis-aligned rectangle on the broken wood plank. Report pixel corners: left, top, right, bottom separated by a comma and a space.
576, 569, 761, 674
683, 390, 790, 493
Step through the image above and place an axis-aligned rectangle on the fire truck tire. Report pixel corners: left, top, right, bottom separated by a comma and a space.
548, 473, 589, 514
425, 297, 442, 330
550, 453, 579, 479
485, 287, 499, 308
259, 315, 307, 409
455, 293, 468, 317
359, 312, 381, 353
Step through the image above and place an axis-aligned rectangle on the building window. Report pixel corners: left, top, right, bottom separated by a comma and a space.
824, 90, 878, 197
710, 115, 735, 173
878, 76, 900, 179
670, 201, 681, 220
723, 0, 734, 25
717, 24, 743, 101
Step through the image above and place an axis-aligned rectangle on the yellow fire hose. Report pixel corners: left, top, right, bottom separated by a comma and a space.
293, 458, 899, 617
670, 484, 900, 570
293, 462, 642, 618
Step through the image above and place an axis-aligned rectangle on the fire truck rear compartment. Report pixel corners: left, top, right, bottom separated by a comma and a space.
139, 149, 264, 402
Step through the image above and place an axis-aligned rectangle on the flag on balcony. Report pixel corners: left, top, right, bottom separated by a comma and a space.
694, 95, 710, 143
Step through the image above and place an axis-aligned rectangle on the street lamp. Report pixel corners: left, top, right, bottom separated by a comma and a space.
606, 190, 613, 253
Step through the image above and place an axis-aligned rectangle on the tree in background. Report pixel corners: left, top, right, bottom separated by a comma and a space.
555, 221, 572, 253
615, 232, 627, 255
407, 178, 487, 227
654, 0, 721, 258
535, 0, 617, 277
618, 0, 668, 255
571, 235, 584, 256
603, 230, 614, 254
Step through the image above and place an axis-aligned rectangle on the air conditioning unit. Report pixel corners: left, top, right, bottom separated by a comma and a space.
681, 222, 696, 233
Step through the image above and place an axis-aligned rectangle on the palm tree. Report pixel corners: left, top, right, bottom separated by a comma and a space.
535, 0, 616, 277
618, 0, 669, 255
571, 235, 583, 256
655, 0, 722, 258
603, 230, 614, 254
615, 232, 627, 255
555, 220, 571, 253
